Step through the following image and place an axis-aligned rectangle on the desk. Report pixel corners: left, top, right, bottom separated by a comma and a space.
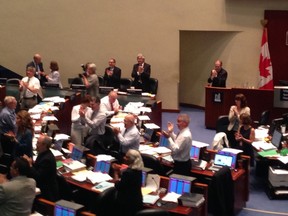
205, 86, 288, 129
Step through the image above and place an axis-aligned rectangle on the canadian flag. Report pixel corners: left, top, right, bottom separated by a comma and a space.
259, 28, 273, 89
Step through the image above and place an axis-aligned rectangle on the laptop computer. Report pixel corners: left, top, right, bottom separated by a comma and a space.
208, 153, 233, 172
271, 129, 282, 149
218, 151, 237, 169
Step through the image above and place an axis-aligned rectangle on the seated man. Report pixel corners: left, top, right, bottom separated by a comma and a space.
101, 91, 122, 115
23, 134, 59, 201
0, 158, 36, 216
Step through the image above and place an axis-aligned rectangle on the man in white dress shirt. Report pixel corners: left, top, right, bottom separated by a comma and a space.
101, 91, 122, 114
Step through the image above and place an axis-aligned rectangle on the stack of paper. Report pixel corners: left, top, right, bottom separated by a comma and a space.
92, 181, 114, 192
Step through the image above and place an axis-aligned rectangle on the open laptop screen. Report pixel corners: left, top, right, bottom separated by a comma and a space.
271, 130, 282, 148
218, 151, 237, 169
190, 146, 200, 161
71, 146, 84, 161
94, 160, 111, 174
143, 128, 154, 142
214, 154, 233, 168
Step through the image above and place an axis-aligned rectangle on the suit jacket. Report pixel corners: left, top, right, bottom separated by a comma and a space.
131, 62, 151, 92
29, 149, 59, 201
26, 61, 47, 86
207, 68, 228, 88
104, 66, 121, 88
115, 168, 143, 216
0, 176, 36, 216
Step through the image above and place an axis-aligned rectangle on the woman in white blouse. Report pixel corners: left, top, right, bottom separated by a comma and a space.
45, 61, 63, 88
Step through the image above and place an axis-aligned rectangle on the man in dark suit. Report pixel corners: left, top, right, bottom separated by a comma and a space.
131, 53, 151, 92
26, 53, 47, 86
207, 59, 228, 88
104, 58, 122, 89
23, 134, 59, 201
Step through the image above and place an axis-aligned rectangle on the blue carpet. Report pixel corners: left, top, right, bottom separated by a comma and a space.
162, 107, 288, 216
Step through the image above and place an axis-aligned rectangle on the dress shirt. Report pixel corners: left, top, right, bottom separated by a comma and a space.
83, 108, 106, 135
0, 107, 16, 134
117, 125, 140, 153
86, 74, 99, 97
71, 105, 89, 129
0, 176, 36, 216
46, 70, 63, 88
168, 127, 192, 161
21, 76, 40, 98
100, 95, 120, 112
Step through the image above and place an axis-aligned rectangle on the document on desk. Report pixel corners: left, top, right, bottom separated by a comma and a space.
258, 149, 279, 157
144, 123, 160, 129
153, 146, 171, 154
252, 141, 277, 151
221, 147, 243, 154
86, 171, 113, 184
54, 133, 70, 141
192, 140, 210, 148
277, 156, 288, 164
161, 192, 181, 203
143, 194, 160, 205
138, 115, 150, 121
92, 181, 114, 192
42, 115, 58, 121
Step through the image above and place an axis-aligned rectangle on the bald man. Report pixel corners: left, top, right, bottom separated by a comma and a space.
26, 53, 47, 86
101, 91, 122, 114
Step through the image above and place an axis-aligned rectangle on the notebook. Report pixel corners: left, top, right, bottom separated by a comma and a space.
71, 146, 84, 161
208, 153, 233, 171
94, 160, 111, 174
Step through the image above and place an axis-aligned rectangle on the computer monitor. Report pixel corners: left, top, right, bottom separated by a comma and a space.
99, 86, 114, 94
158, 135, 169, 148
127, 88, 142, 95
168, 174, 195, 195
143, 128, 154, 142
71, 146, 84, 161
268, 118, 283, 136
44, 82, 60, 89
271, 129, 282, 149
190, 146, 200, 161
94, 160, 111, 174
218, 151, 237, 169
54, 200, 83, 216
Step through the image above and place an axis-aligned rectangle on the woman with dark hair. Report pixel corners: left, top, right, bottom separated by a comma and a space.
45, 60, 63, 88
113, 149, 144, 216
227, 93, 250, 148
235, 113, 255, 166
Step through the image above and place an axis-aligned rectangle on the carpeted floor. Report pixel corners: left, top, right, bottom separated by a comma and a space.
162, 107, 288, 216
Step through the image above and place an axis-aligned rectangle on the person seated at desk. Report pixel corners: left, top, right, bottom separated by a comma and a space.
101, 91, 122, 115
235, 113, 255, 166
113, 149, 143, 216
227, 93, 250, 148
19, 66, 42, 110
113, 114, 140, 156
104, 58, 121, 89
80, 96, 106, 154
207, 59, 228, 87
80, 63, 99, 98
0, 158, 36, 216
162, 113, 192, 176
45, 61, 63, 89
71, 95, 92, 146
131, 53, 151, 92
23, 134, 59, 201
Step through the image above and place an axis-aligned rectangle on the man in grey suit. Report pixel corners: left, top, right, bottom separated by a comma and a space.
0, 157, 36, 216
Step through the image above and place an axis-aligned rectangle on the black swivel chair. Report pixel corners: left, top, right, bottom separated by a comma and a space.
70, 77, 84, 87
98, 75, 104, 86
119, 78, 132, 92
141, 154, 172, 177
148, 77, 158, 95
254, 110, 270, 127
93, 187, 117, 216
136, 209, 170, 216
216, 115, 229, 133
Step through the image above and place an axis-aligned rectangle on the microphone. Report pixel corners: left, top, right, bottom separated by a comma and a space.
151, 176, 160, 194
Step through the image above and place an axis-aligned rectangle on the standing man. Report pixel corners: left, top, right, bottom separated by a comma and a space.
131, 53, 151, 92
80, 96, 106, 154
113, 114, 140, 155
19, 66, 41, 109
0, 96, 17, 157
81, 63, 99, 98
0, 158, 36, 216
207, 60, 228, 88
26, 53, 47, 86
104, 58, 121, 89
23, 134, 59, 201
162, 113, 192, 176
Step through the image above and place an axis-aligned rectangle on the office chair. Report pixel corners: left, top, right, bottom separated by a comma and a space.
254, 110, 270, 127
103, 125, 120, 152
212, 132, 229, 151
119, 78, 132, 92
98, 75, 104, 86
141, 154, 172, 177
93, 187, 117, 216
6, 78, 21, 85
136, 209, 170, 216
216, 115, 229, 133
70, 77, 84, 87
148, 77, 158, 95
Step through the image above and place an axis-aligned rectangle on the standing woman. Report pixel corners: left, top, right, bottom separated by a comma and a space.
227, 94, 250, 148
235, 113, 255, 166
14, 110, 34, 157
45, 61, 63, 88
113, 149, 143, 216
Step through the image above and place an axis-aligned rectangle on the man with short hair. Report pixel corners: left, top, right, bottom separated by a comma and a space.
81, 63, 99, 97
163, 113, 192, 176
0, 157, 36, 216
19, 66, 41, 109
104, 58, 122, 88
207, 59, 228, 88
101, 91, 122, 114
26, 53, 47, 86
23, 134, 59, 201
113, 114, 140, 154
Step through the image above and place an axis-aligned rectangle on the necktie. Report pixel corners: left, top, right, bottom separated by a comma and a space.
91, 111, 96, 120
110, 102, 114, 111
23, 78, 31, 97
